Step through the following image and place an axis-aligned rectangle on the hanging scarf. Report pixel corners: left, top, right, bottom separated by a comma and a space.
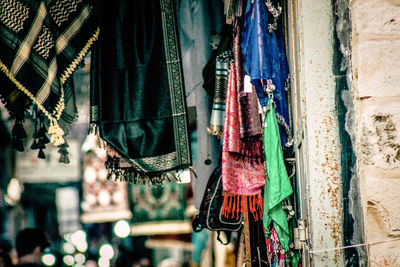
207, 51, 232, 136
90, 0, 191, 182
263, 98, 293, 251
0, 0, 98, 148
233, 23, 264, 164
241, 0, 291, 147
221, 62, 265, 220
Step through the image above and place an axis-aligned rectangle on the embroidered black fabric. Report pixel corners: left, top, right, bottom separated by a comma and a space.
91, 0, 191, 174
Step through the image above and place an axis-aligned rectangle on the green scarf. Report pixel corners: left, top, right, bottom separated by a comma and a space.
263, 98, 293, 251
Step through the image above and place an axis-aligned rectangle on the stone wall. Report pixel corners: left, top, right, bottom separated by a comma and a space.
351, 0, 400, 265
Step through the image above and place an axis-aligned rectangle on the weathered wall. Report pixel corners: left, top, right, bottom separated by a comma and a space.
351, 0, 400, 265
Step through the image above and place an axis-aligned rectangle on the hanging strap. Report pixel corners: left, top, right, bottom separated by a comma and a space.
216, 230, 232, 245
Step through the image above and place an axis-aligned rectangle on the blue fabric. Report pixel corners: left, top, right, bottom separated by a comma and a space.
191, 230, 209, 263
241, 0, 290, 146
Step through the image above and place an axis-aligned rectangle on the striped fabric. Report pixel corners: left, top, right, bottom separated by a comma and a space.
207, 51, 232, 136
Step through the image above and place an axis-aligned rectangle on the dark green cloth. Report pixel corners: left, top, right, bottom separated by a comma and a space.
91, 0, 191, 174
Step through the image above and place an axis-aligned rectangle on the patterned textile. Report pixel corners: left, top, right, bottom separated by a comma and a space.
233, 23, 264, 163
207, 51, 232, 136
90, 0, 191, 180
263, 98, 293, 251
221, 62, 265, 220
131, 182, 186, 223
241, 0, 291, 146
0, 0, 98, 145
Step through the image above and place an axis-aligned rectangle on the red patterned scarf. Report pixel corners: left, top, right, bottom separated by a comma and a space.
221, 62, 265, 220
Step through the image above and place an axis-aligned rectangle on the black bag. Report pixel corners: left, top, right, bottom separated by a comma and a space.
192, 165, 242, 244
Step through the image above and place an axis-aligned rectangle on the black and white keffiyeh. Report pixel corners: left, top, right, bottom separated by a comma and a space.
0, 0, 98, 149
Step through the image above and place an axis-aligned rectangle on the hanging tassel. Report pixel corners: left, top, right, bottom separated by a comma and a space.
232, 194, 237, 218
38, 125, 50, 144
48, 119, 65, 146
222, 192, 229, 217
59, 153, 70, 164
12, 120, 27, 139
12, 137, 24, 152
58, 145, 70, 164
57, 139, 70, 163
236, 195, 240, 219
41, 134, 50, 144
228, 194, 233, 215
38, 149, 46, 159
37, 138, 46, 149
30, 140, 39, 150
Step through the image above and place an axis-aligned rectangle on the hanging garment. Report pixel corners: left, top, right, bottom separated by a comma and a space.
90, 0, 191, 179
207, 51, 232, 136
241, 0, 290, 146
263, 98, 293, 251
0, 0, 98, 146
221, 62, 265, 220
247, 204, 269, 266
178, 0, 224, 209
233, 23, 264, 164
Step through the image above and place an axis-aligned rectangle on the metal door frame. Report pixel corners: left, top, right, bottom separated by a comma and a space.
286, 1, 345, 266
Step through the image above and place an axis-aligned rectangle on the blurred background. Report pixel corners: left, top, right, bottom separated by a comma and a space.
0, 55, 226, 267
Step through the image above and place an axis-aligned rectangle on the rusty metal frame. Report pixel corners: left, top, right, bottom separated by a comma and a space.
286, 0, 345, 266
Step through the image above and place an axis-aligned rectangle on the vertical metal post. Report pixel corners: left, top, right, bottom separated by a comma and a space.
287, 0, 345, 266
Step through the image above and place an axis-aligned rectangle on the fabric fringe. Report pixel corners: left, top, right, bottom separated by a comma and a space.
221, 192, 263, 222
11, 118, 26, 152
237, 134, 265, 164
105, 156, 191, 185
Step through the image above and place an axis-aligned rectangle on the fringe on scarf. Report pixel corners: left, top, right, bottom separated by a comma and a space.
105, 156, 193, 185
237, 135, 265, 164
221, 191, 263, 222
88, 124, 191, 185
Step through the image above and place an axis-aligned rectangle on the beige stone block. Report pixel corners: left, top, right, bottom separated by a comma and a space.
357, 100, 400, 168
352, 0, 400, 36
369, 240, 400, 267
366, 176, 400, 237
356, 39, 400, 98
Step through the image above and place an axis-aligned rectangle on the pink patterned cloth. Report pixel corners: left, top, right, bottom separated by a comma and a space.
221, 62, 265, 219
